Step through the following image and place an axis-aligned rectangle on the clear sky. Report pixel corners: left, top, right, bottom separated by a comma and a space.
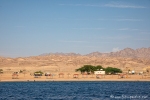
0, 0, 150, 57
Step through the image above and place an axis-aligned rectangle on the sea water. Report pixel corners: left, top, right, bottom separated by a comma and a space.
0, 81, 150, 100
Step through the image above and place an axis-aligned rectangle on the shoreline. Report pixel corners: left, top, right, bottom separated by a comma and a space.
1, 73, 150, 82
1, 79, 150, 82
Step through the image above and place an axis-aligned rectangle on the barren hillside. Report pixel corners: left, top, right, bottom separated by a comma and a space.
0, 47, 150, 73
87, 47, 150, 58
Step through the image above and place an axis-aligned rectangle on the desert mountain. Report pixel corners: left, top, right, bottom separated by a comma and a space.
86, 47, 150, 58
39, 47, 150, 58
0, 47, 150, 73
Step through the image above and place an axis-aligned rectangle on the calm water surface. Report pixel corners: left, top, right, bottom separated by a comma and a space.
0, 81, 150, 100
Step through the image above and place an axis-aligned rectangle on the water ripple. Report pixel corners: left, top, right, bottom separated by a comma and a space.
0, 81, 150, 100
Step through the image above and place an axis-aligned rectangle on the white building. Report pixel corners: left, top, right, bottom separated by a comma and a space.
94, 71, 105, 75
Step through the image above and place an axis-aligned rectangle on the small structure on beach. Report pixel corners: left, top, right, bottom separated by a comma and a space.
73, 74, 79, 78
12, 72, 19, 79
45, 73, 54, 79
128, 70, 135, 74
118, 73, 127, 78
34, 71, 43, 78
45, 72, 51, 76
94, 70, 105, 79
67, 73, 71, 78
95, 74, 105, 79
59, 73, 64, 78
82, 73, 88, 78
0, 69, 3, 74
142, 67, 150, 78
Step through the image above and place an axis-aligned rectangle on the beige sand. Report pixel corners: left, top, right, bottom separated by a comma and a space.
0, 72, 150, 82
0, 55, 150, 82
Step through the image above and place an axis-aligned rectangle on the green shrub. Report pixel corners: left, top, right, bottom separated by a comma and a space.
34, 71, 43, 76
105, 67, 122, 74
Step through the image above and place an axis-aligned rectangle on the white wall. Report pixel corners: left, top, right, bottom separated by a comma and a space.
94, 71, 105, 75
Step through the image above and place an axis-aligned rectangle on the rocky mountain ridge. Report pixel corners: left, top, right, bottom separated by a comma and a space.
40, 47, 150, 58
0, 47, 150, 72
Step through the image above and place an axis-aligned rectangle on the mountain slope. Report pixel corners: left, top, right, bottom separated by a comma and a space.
0, 47, 150, 72
86, 47, 150, 58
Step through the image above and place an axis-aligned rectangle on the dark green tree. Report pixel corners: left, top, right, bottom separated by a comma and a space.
76, 65, 122, 75
95, 65, 104, 71
76, 65, 104, 73
105, 67, 122, 74
76, 65, 94, 73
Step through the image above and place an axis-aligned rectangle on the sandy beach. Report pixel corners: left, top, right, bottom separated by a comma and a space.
0, 52, 150, 82
1, 72, 150, 82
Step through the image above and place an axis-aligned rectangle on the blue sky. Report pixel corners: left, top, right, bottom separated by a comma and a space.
0, 0, 150, 57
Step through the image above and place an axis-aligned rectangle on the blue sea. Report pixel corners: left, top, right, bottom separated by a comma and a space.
0, 81, 150, 100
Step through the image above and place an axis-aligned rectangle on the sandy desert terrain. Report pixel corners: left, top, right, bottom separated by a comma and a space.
0, 47, 150, 81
